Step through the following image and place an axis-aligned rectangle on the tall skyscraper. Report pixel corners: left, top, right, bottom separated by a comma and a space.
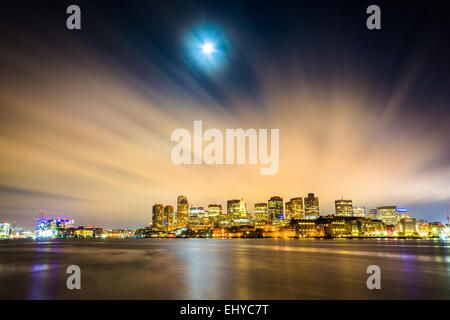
189, 207, 205, 217
352, 206, 365, 218
368, 208, 378, 220
176, 195, 189, 229
289, 197, 304, 219
207, 204, 222, 216
268, 196, 284, 221
227, 199, 247, 220
254, 203, 269, 224
304, 193, 319, 219
335, 199, 353, 217
152, 204, 165, 230
164, 205, 175, 232
377, 206, 399, 226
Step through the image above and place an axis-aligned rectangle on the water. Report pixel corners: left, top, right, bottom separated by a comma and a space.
0, 238, 449, 299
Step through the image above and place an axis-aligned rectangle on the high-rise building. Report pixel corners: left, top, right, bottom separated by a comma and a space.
176, 195, 189, 229
165, 205, 175, 232
396, 208, 410, 220
189, 207, 205, 217
377, 206, 399, 226
286, 197, 304, 220
268, 196, 283, 221
254, 203, 269, 224
353, 206, 365, 218
368, 209, 378, 220
207, 204, 222, 216
152, 204, 165, 230
304, 193, 319, 219
227, 199, 247, 220
399, 218, 416, 234
0, 222, 10, 239
335, 199, 353, 217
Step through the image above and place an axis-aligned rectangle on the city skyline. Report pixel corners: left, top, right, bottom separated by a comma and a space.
1, 1, 449, 229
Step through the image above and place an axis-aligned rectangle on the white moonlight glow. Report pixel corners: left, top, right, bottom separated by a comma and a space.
201, 42, 215, 55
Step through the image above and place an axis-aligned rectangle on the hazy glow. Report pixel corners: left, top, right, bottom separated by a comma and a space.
0, 33, 449, 228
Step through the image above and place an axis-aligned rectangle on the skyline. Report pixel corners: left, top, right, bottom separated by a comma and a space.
1, 192, 447, 230
1, 1, 450, 229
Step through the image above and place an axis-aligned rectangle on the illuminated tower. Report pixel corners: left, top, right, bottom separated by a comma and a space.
268, 196, 283, 221
352, 206, 365, 218
368, 208, 378, 220
152, 204, 165, 230
377, 206, 399, 226
335, 199, 353, 217
304, 193, 319, 219
227, 199, 247, 220
254, 203, 268, 225
286, 197, 304, 220
207, 204, 222, 216
176, 195, 189, 229
164, 205, 175, 232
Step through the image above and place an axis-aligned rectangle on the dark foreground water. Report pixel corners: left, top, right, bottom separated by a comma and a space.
0, 238, 449, 299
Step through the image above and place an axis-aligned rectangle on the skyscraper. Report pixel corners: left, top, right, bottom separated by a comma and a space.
176, 195, 189, 229
304, 193, 319, 219
268, 196, 283, 221
227, 199, 247, 220
254, 203, 269, 225
335, 199, 353, 217
377, 206, 399, 226
368, 208, 378, 220
164, 205, 175, 231
352, 206, 365, 218
189, 207, 205, 217
152, 204, 165, 230
207, 204, 222, 216
290, 197, 304, 219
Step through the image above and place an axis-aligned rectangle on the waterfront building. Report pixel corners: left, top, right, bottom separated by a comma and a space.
0, 222, 10, 239
377, 206, 400, 226
368, 208, 378, 220
399, 218, 416, 235
304, 193, 319, 219
268, 196, 284, 222
335, 199, 353, 217
165, 205, 175, 231
152, 204, 165, 230
254, 203, 269, 225
36, 218, 74, 238
353, 206, 365, 218
176, 195, 189, 229
291, 219, 317, 237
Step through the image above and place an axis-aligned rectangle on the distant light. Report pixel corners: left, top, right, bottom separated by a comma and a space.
201, 42, 215, 55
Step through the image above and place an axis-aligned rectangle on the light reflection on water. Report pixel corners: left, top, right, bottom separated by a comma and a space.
0, 238, 449, 299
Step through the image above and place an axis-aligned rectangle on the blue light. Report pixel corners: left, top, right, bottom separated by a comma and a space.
185, 22, 228, 72
396, 208, 408, 212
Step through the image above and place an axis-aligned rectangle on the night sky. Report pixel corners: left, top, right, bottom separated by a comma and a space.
1, 0, 449, 228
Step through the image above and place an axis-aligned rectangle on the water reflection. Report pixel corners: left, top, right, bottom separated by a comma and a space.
0, 239, 449, 299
